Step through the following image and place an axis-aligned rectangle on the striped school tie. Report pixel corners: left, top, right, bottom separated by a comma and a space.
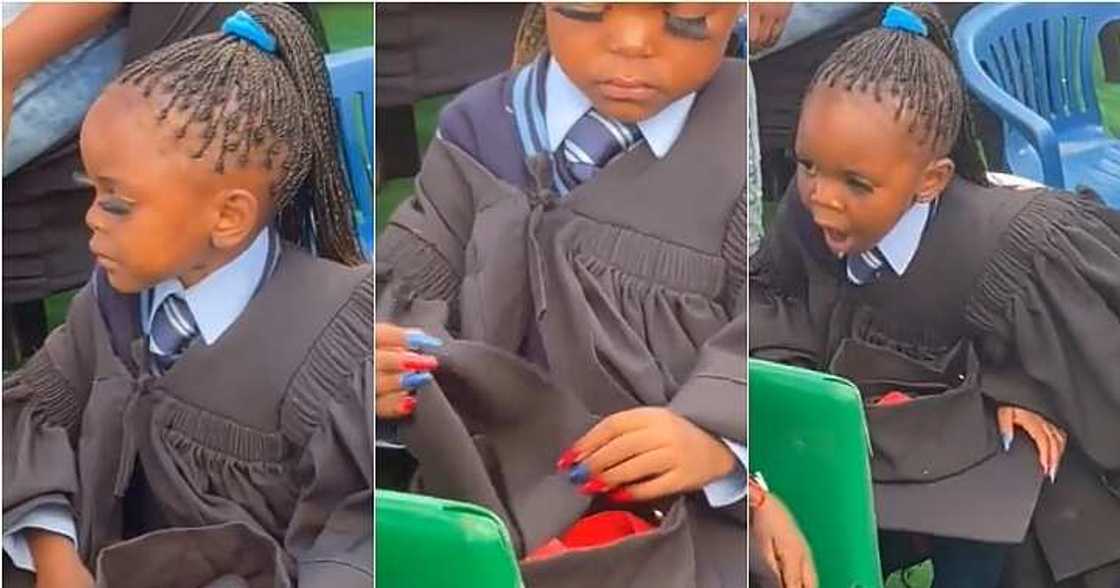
149, 294, 199, 374
847, 246, 894, 285
555, 109, 644, 191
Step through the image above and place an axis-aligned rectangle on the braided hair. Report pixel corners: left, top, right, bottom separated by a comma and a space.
512, 4, 547, 69
808, 3, 989, 186
116, 4, 363, 265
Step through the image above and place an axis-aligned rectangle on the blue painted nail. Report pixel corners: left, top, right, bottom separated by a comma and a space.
406, 330, 444, 352
401, 372, 433, 390
1001, 432, 1013, 452
568, 463, 589, 485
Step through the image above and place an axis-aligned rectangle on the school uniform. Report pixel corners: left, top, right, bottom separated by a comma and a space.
377, 53, 747, 587
750, 178, 1120, 587
2, 230, 374, 587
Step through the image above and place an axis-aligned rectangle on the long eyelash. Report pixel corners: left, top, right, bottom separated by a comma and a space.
665, 14, 709, 40
98, 198, 133, 216
846, 178, 872, 192
73, 171, 94, 188
554, 5, 604, 23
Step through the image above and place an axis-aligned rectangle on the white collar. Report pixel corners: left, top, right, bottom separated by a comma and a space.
544, 56, 696, 159
145, 228, 270, 345
847, 201, 931, 281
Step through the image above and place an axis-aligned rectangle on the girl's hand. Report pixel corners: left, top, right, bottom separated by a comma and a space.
997, 405, 1067, 482
374, 323, 442, 420
27, 529, 93, 588
752, 494, 818, 588
560, 407, 737, 501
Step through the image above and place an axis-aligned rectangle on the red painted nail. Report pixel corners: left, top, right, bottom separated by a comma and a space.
607, 489, 634, 503
556, 448, 579, 471
401, 354, 439, 372
399, 396, 417, 415
579, 479, 609, 495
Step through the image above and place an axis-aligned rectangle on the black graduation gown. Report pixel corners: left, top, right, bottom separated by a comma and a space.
750, 178, 1120, 586
377, 60, 748, 587
3, 245, 374, 587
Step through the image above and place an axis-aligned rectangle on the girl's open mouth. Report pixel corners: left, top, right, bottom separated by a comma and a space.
820, 226, 853, 256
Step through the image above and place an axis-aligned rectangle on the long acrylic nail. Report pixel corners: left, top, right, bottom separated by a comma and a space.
1049, 464, 1058, 483
568, 463, 590, 485
401, 372, 433, 390
406, 330, 444, 352
607, 489, 634, 503
1001, 431, 1013, 452
399, 396, 417, 415
579, 479, 609, 495
401, 354, 439, 371
556, 449, 579, 471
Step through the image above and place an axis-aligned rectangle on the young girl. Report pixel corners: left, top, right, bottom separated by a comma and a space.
2, 6, 372, 587
374, 4, 765, 587
750, 4, 1120, 587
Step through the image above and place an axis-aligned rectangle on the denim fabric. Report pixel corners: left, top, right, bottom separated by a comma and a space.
3, 3, 125, 175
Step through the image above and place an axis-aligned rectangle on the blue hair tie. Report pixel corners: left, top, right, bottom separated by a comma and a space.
221, 10, 277, 54
881, 5, 929, 37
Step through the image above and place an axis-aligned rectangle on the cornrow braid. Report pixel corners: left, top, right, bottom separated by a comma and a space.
116, 3, 363, 265
512, 3, 547, 69
809, 3, 989, 186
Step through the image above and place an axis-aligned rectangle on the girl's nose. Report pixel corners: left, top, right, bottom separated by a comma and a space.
808, 179, 844, 212
605, 7, 657, 58
85, 200, 105, 233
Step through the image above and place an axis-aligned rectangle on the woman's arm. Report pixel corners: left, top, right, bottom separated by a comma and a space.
2, 3, 123, 134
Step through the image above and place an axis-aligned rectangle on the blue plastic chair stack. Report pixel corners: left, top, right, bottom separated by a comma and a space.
954, 3, 1120, 204
325, 46, 375, 259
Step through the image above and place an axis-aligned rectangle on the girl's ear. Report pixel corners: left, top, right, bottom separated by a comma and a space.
211, 188, 264, 250
917, 157, 955, 204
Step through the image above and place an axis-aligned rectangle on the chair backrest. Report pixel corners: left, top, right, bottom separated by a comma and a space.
376, 490, 523, 588
325, 46, 374, 259
749, 359, 883, 588
956, 3, 1115, 131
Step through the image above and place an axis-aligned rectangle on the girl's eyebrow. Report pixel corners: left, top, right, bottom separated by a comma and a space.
843, 169, 878, 187
73, 171, 135, 199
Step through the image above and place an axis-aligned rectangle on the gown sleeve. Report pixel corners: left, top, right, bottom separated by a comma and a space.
284, 282, 375, 587
667, 197, 748, 520
2, 286, 95, 529
376, 134, 477, 329
966, 194, 1120, 474
747, 189, 825, 370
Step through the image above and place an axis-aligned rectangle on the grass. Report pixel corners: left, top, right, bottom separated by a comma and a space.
1095, 51, 1120, 136
316, 3, 374, 52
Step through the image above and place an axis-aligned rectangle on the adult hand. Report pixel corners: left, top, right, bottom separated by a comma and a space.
560, 407, 737, 501
748, 3, 794, 51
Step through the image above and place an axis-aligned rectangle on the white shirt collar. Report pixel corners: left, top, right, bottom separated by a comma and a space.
145, 228, 270, 345
846, 201, 931, 281
544, 56, 696, 159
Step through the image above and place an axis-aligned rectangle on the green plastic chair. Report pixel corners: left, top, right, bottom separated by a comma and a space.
749, 359, 883, 588
375, 490, 523, 588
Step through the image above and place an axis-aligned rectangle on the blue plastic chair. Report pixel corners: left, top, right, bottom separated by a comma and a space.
325, 46, 374, 259
954, 4, 1120, 204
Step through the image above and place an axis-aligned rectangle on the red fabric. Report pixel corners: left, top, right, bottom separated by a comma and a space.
523, 511, 655, 562
874, 390, 914, 407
